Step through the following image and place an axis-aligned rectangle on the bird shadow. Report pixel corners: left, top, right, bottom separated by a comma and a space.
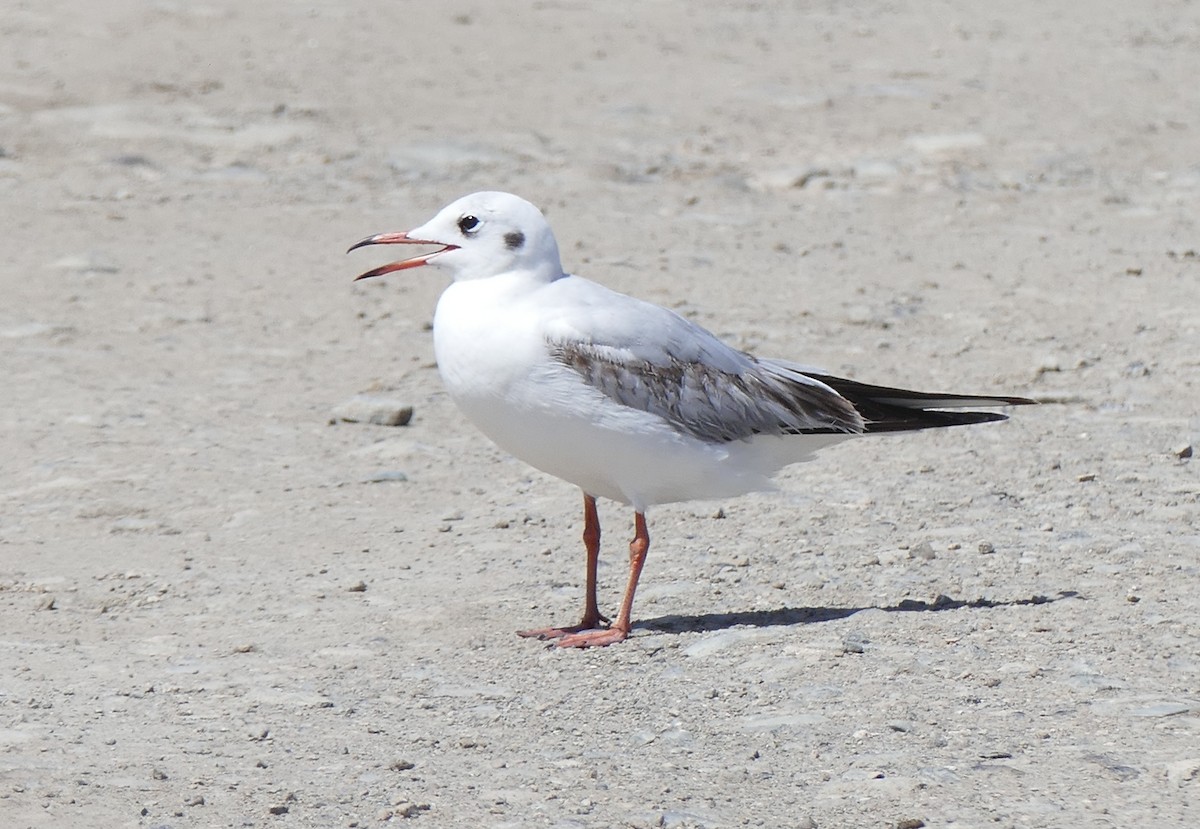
637, 591, 1081, 636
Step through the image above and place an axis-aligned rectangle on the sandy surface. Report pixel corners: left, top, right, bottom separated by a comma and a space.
3, 2, 1199, 827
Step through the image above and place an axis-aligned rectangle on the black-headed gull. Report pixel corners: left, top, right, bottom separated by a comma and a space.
350, 191, 1033, 648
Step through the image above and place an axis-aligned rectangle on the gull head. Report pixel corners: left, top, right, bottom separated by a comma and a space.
349, 191, 563, 283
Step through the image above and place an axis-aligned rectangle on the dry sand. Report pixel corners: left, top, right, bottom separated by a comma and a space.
3, 2, 1199, 827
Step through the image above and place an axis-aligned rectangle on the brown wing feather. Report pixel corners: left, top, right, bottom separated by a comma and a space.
550, 341, 863, 444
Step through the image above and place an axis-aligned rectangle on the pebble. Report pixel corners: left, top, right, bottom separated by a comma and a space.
1172, 443, 1193, 459
50, 252, 120, 275
364, 470, 409, 483
746, 165, 831, 191
908, 541, 936, 561
977, 541, 996, 554
332, 395, 413, 427
1033, 355, 1062, 376
842, 632, 869, 654
390, 800, 431, 818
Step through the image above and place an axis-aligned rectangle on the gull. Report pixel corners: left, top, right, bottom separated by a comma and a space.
349, 191, 1033, 648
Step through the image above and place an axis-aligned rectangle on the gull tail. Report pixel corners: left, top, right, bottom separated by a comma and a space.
804, 373, 1036, 434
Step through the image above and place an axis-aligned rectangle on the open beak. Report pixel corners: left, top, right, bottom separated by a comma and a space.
347, 232, 459, 281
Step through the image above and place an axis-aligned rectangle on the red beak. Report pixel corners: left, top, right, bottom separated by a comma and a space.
347, 232, 459, 281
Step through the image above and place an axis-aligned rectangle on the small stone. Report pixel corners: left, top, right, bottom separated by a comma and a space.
977, 541, 995, 555
895, 820, 926, 829
390, 759, 416, 771
842, 633, 869, 654
152, 768, 168, 780
392, 800, 431, 818
364, 470, 409, 483
1033, 355, 1062, 376
1172, 443, 1193, 460
233, 643, 256, 653
888, 721, 914, 733
332, 394, 413, 427
1123, 360, 1150, 378
51, 252, 120, 275
908, 541, 936, 561
347, 581, 368, 593
747, 165, 831, 191
796, 817, 818, 829
268, 804, 289, 815
1077, 473, 1097, 482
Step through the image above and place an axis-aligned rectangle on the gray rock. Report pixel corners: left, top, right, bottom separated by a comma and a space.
332, 394, 413, 427
842, 632, 869, 654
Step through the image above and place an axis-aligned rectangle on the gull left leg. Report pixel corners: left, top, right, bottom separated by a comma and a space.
556, 512, 649, 649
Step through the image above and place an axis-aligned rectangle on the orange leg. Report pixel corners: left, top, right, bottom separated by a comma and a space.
517, 494, 610, 640
556, 512, 649, 649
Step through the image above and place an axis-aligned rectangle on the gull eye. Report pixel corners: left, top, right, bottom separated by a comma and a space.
457, 214, 480, 235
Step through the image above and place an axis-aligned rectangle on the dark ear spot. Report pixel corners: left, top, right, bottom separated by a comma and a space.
504, 231, 525, 250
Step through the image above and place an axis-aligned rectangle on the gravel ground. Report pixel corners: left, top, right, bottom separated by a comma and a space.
2, 2, 1198, 827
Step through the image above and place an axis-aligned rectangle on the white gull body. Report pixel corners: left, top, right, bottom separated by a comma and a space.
433, 267, 847, 512
350, 191, 1031, 647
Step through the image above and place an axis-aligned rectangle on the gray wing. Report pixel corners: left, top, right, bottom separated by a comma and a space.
548, 339, 865, 444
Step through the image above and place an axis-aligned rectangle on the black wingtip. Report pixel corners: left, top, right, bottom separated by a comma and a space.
862, 409, 1011, 433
